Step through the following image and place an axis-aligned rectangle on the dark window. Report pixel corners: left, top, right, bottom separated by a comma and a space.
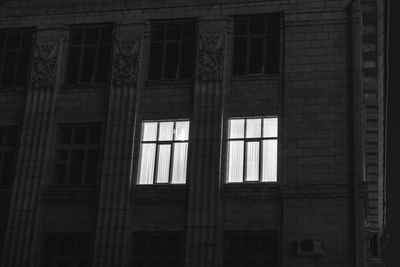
65, 24, 112, 84
149, 20, 196, 80
56, 124, 102, 185
42, 233, 91, 267
0, 29, 33, 89
132, 232, 184, 267
233, 15, 280, 75
224, 232, 277, 267
0, 127, 18, 186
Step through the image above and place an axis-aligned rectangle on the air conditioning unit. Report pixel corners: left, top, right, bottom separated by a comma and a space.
295, 238, 324, 258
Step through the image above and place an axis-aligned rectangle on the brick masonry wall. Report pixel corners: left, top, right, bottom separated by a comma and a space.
0, 0, 387, 266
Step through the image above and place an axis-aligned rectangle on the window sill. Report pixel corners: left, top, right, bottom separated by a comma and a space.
221, 182, 279, 201
145, 78, 194, 87
231, 74, 279, 82
60, 83, 107, 91
131, 184, 188, 204
41, 184, 98, 203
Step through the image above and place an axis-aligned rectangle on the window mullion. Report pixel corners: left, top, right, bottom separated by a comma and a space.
153, 123, 160, 183
243, 119, 247, 182
91, 32, 101, 83
259, 118, 264, 181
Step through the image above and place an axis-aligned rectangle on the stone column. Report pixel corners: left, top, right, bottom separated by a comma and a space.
1, 36, 62, 267
185, 33, 225, 267
91, 38, 140, 267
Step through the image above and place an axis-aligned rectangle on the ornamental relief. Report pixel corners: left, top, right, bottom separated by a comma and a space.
197, 34, 225, 82
31, 41, 60, 90
112, 39, 140, 89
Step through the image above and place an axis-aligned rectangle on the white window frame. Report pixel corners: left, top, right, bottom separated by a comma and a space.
137, 120, 190, 185
226, 117, 278, 183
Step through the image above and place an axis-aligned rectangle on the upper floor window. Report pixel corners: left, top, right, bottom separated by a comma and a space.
138, 120, 190, 184
42, 232, 91, 267
55, 124, 102, 185
149, 20, 196, 80
65, 24, 112, 84
227, 117, 278, 183
132, 232, 184, 267
0, 29, 33, 89
233, 14, 280, 75
0, 127, 18, 186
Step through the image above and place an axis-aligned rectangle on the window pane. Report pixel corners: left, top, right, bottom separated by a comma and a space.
158, 122, 173, 141
80, 47, 96, 82
267, 16, 280, 35
245, 141, 259, 181
233, 37, 246, 75
84, 28, 99, 45
263, 118, 278, 138
16, 49, 30, 86
246, 119, 261, 138
234, 19, 247, 35
70, 150, 84, 184
227, 141, 244, 183
265, 35, 279, 74
56, 163, 66, 184
182, 21, 195, 39
249, 18, 265, 34
166, 23, 181, 40
149, 43, 163, 79
156, 144, 171, 183
6, 32, 20, 49
74, 126, 86, 144
66, 47, 81, 83
89, 125, 102, 143
229, 119, 244, 139
21, 32, 32, 48
85, 149, 99, 184
172, 143, 188, 184
95, 45, 110, 82
262, 140, 277, 182
164, 43, 179, 78
3, 51, 17, 85
175, 121, 189, 141
138, 144, 156, 184
152, 24, 164, 41
71, 29, 83, 45
100, 27, 112, 44
6, 128, 18, 145
142, 122, 158, 141
180, 41, 194, 78
59, 127, 72, 144
249, 37, 263, 74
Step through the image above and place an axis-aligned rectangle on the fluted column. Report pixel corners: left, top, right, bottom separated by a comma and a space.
91, 39, 140, 267
1, 39, 62, 267
185, 33, 225, 267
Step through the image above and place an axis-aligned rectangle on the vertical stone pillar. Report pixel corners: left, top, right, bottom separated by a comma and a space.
1, 36, 62, 267
185, 33, 225, 267
91, 38, 140, 267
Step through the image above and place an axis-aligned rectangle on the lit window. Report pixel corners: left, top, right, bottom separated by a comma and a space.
0, 29, 33, 89
149, 20, 196, 80
138, 120, 189, 184
65, 24, 112, 84
233, 14, 280, 75
55, 124, 102, 185
227, 117, 278, 183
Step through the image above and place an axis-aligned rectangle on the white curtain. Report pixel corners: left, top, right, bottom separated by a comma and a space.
262, 140, 277, 181
263, 118, 278, 138
172, 143, 188, 183
175, 121, 189, 140
230, 119, 244, 138
246, 118, 261, 138
156, 144, 171, 183
142, 122, 158, 141
138, 144, 156, 184
246, 141, 259, 181
227, 141, 244, 182
159, 122, 173, 141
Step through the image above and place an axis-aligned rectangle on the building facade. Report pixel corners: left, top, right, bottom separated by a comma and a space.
0, 0, 388, 266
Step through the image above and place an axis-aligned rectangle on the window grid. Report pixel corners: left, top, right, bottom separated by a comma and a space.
149, 20, 196, 80
138, 121, 189, 185
65, 24, 112, 84
56, 124, 101, 185
233, 15, 280, 75
0, 127, 18, 186
0, 29, 33, 89
227, 117, 278, 183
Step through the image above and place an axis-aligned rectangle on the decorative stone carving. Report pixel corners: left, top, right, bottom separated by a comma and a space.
31, 42, 59, 90
197, 34, 224, 82
112, 40, 140, 89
